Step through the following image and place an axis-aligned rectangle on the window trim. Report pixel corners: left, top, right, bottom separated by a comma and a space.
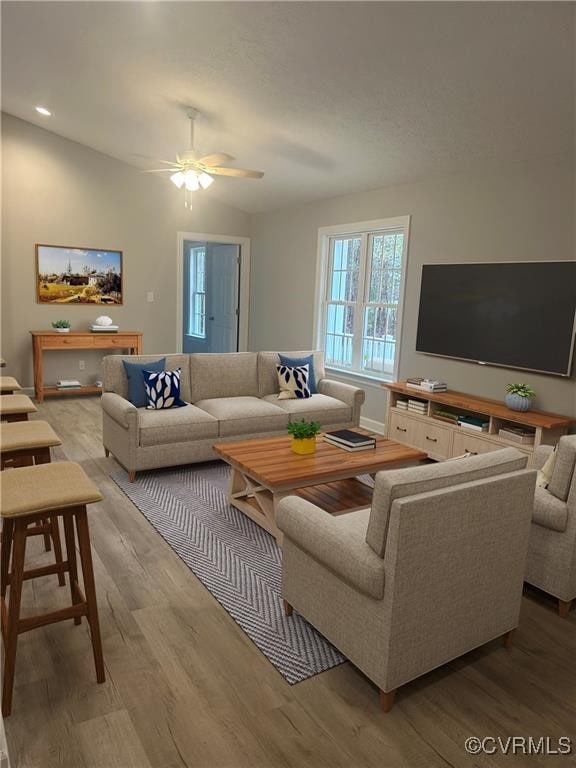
314, 216, 410, 382
188, 245, 207, 338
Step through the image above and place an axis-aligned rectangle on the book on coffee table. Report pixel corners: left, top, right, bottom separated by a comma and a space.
324, 429, 376, 448
324, 437, 376, 452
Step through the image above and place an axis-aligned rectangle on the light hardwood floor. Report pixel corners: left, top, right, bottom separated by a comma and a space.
4, 398, 575, 768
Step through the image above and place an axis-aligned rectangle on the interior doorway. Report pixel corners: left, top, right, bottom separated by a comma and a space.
176, 232, 250, 353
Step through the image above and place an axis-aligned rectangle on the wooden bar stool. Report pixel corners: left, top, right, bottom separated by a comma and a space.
1, 461, 105, 716
1, 420, 66, 583
0, 395, 38, 423
0, 377, 22, 395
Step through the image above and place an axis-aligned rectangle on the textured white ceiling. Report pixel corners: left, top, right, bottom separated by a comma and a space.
2, 2, 573, 213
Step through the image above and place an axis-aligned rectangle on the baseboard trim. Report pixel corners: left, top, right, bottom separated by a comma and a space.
360, 416, 386, 435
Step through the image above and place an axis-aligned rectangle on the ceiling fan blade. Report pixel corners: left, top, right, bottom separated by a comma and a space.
197, 153, 235, 167
143, 168, 177, 173
206, 166, 264, 179
156, 159, 182, 166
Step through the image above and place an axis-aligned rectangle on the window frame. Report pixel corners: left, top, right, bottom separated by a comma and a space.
188, 245, 206, 338
314, 216, 410, 383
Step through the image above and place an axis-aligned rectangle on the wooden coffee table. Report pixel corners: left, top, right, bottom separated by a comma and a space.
213, 433, 426, 542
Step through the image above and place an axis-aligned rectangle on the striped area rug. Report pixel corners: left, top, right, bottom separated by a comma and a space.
112, 462, 346, 683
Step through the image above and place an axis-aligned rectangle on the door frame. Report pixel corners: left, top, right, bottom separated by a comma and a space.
176, 232, 251, 353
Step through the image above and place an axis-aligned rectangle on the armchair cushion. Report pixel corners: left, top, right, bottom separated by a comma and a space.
277, 498, 384, 599
366, 448, 529, 557
532, 486, 568, 532
547, 436, 576, 502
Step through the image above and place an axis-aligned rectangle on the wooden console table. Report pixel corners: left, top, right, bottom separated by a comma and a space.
384, 382, 573, 460
31, 330, 143, 402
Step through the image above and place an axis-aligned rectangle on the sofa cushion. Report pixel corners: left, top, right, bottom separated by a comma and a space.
189, 353, 259, 402
366, 447, 529, 557
123, 357, 165, 407
262, 393, 352, 425
139, 404, 218, 447
277, 364, 312, 399
547, 436, 576, 502
195, 396, 289, 437
104, 354, 192, 402
143, 369, 187, 409
258, 351, 326, 397
532, 486, 568, 532
278, 353, 318, 393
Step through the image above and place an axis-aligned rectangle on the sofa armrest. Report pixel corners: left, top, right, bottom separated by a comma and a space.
532, 444, 554, 471
317, 379, 365, 425
277, 496, 384, 599
101, 392, 138, 429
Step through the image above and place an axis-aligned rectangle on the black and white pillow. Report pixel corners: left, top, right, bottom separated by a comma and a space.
142, 368, 187, 409
276, 364, 311, 400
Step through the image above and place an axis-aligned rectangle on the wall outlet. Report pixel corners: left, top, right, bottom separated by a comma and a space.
79, 360, 86, 370
146, 291, 154, 303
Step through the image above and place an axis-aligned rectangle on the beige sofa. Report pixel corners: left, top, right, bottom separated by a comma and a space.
277, 448, 536, 711
101, 351, 365, 480
527, 435, 576, 618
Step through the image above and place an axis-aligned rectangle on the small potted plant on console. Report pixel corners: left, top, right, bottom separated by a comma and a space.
51, 319, 71, 333
505, 383, 535, 412
287, 419, 322, 455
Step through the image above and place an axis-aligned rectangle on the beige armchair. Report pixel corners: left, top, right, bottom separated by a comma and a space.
277, 449, 536, 711
526, 435, 576, 618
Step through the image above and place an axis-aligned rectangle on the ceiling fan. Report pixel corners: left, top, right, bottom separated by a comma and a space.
146, 108, 264, 209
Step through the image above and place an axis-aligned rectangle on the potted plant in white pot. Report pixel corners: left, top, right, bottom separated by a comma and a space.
505, 383, 535, 412
51, 319, 71, 333
287, 419, 322, 455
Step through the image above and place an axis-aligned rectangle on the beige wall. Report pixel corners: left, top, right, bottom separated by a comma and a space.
249, 155, 576, 422
1, 114, 250, 387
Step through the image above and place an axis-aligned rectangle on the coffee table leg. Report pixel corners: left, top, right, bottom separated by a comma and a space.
227, 468, 284, 543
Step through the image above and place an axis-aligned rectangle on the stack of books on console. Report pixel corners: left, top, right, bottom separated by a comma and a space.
395, 398, 409, 410
90, 324, 119, 333
406, 377, 448, 393
457, 415, 489, 432
408, 399, 428, 415
324, 429, 376, 452
57, 379, 82, 390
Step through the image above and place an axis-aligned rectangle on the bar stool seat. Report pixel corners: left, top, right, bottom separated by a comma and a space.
0, 420, 62, 468
0, 395, 38, 423
1, 461, 105, 716
0, 377, 22, 395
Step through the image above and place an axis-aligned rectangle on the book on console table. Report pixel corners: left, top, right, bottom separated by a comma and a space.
90, 325, 119, 332
324, 429, 376, 448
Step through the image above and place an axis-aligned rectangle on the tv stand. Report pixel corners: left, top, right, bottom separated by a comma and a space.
384, 383, 573, 460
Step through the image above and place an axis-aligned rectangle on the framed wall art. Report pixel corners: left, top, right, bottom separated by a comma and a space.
36, 244, 123, 305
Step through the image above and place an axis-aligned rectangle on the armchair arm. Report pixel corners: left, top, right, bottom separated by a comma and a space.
532, 444, 554, 471
277, 496, 384, 599
101, 392, 139, 429
317, 379, 365, 425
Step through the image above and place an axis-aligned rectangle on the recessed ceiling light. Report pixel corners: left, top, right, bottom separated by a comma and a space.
35, 106, 51, 116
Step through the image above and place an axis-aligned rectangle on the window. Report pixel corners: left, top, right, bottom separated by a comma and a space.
188, 246, 206, 338
316, 217, 409, 380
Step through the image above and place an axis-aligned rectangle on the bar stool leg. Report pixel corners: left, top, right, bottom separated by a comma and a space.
36, 519, 52, 552
49, 517, 66, 587
2, 520, 27, 716
1, 519, 14, 601
75, 508, 105, 683
63, 515, 82, 625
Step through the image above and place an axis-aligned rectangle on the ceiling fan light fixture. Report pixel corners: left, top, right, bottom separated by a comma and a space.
184, 170, 200, 191
198, 172, 214, 190
170, 171, 186, 189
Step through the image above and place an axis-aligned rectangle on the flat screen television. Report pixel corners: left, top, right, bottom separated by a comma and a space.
416, 261, 576, 377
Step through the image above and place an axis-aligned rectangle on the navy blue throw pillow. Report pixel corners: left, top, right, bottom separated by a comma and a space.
123, 357, 165, 407
142, 368, 187, 409
278, 353, 317, 394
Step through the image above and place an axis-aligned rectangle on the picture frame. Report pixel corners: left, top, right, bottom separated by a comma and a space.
35, 244, 123, 305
